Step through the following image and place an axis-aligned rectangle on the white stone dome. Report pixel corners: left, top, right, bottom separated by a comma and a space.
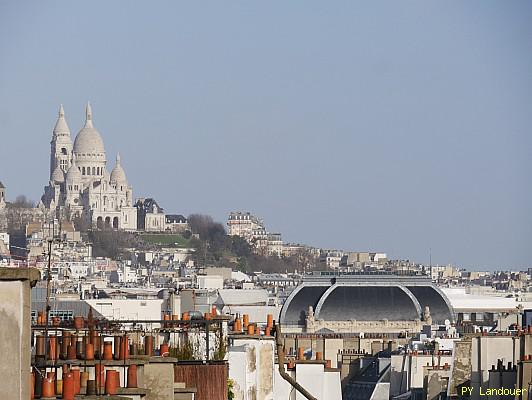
74, 126, 105, 154
66, 159, 82, 183
51, 165, 65, 183
73, 103, 106, 155
110, 153, 128, 183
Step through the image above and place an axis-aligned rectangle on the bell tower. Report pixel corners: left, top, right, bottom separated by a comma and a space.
0, 181, 5, 203
50, 104, 73, 178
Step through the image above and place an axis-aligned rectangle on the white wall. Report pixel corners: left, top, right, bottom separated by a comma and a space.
85, 299, 164, 323
229, 348, 248, 400
0, 273, 35, 400
296, 364, 326, 400
0, 232, 9, 244
324, 338, 343, 368
68, 263, 90, 279
198, 275, 223, 290
470, 336, 519, 400
228, 337, 276, 400
0, 281, 25, 400
390, 354, 454, 397
272, 363, 342, 400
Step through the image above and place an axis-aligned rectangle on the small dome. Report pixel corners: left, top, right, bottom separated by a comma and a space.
66, 159, 82, 183
73, 103, 106, 155
51, 166, 65, 183
110, 153, 127, 183
53, 104, 70, 136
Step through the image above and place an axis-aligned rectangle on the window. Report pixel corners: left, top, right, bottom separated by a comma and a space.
82, 167, 85, 175
32, 310, 73, 322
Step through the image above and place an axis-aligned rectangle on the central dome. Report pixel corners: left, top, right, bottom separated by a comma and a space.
73, 103, 106, 155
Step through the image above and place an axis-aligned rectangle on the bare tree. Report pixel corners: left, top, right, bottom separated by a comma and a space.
5, 195, 36, 233
11, 195, 34, 208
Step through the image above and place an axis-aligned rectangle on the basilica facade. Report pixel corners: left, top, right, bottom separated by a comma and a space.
41, 103, 137, 230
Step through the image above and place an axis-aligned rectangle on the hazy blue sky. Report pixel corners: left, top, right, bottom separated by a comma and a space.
1, 1, 531, 269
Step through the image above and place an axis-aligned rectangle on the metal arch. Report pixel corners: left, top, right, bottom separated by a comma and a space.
404, 283, 456, 323
313, 284, 338, 320
279, 282, 330, 323
314, 282, 423, 320
426, 284, 456, 323
398, 285, 423, 318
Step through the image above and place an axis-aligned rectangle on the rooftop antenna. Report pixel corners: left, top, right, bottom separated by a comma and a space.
43, 234, 53, 365
43, 219, 62, 365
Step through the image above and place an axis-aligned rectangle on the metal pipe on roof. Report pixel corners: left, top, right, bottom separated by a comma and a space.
274, 323, 317, 400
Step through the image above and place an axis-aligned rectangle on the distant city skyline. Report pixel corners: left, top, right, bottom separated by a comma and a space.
1, 1, 531, 269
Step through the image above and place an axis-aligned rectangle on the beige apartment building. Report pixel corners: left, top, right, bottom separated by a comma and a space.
227, 211, 283, 256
